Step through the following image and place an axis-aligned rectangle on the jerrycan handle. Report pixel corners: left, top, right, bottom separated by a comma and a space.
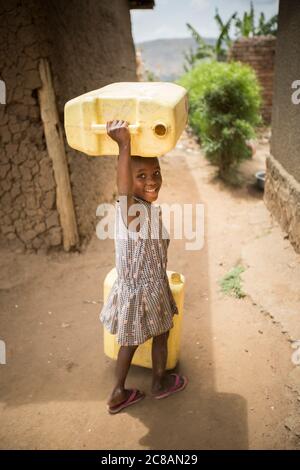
91, 123, 141, 135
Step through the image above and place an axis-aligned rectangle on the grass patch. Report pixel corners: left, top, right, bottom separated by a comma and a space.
219, 265, 246, 298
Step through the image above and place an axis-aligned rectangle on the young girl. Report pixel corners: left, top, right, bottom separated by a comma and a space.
100, 120, 188, 414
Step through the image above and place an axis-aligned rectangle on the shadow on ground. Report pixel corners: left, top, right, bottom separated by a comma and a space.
0, 149, 248, 449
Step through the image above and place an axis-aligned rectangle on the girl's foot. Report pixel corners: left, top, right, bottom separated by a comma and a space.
107, 389, 145, 414
151, 373, 188, 399
108, 387, 130, 407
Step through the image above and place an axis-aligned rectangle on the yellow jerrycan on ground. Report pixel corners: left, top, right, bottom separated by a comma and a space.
102, 268, 185, 370
64, 82, 188, 157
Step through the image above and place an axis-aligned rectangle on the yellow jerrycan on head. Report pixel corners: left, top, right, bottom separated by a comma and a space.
64, 82, 188, 157
103, 268, 185, 370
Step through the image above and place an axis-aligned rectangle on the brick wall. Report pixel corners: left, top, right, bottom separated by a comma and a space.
228, 36, 276, 124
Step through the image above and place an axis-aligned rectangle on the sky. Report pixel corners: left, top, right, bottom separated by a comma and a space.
130, 0, 279, 44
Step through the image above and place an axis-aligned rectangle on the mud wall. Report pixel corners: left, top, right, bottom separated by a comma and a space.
0, 0, 137, 253
264, 0, 300, 254
269, 0, 300, 184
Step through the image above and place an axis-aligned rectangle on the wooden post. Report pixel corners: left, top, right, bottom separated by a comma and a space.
38, 58, 79, 251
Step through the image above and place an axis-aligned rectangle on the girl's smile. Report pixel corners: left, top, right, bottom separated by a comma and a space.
132, 156, 162, 202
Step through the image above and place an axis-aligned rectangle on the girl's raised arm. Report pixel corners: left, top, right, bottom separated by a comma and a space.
106, 120, 137, 229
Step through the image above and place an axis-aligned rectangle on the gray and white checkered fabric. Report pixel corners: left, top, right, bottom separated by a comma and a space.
100, 195, 178, 346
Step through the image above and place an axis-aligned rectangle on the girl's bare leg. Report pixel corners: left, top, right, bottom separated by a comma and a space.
108, 345, 140, 407
151, 331, 185, 394
151, 331, 169, 392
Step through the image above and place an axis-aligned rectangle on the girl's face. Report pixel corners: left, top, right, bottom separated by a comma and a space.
132, 157, 162, 203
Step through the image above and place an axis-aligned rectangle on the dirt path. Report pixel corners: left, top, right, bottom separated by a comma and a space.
0, 132, 299, 449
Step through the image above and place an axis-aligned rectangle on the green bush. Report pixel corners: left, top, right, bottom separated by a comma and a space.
179, 61, 262, 179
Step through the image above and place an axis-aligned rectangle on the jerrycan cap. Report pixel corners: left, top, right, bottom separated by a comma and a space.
171, 272, 183, 284
152, 121, 168, 138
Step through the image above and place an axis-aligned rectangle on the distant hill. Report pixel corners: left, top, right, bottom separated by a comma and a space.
136, 37, 216, 81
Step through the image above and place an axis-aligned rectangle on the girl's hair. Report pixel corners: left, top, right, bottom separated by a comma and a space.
117, 155, 159, 164
131, 155, 145, 164
131, 155, 158, 164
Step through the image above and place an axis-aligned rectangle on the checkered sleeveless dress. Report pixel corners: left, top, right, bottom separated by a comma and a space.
99, 195, 178, 346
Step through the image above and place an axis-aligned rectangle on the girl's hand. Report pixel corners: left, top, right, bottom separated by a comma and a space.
106, 120, 130, 148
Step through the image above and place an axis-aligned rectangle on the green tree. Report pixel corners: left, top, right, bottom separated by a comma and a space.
234, 1, 278, 37
183, 23, 214, 71
144, 69, 158, 81
214, 9, 237, 61
184, 2, 278, 69
256, 12, 278, 36
234, 1, 255, 37
179, 61, 262, 182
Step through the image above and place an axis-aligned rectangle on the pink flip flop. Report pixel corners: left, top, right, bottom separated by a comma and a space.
107, 389, 145, 414
152, 373, 188, 400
